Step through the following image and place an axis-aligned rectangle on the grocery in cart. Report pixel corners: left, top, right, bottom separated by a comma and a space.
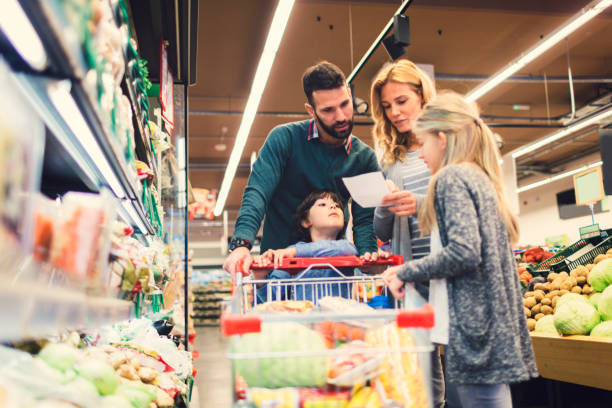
221, 256, 435, 408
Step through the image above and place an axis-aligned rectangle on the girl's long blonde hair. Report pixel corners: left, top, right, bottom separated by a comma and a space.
415, 91, 520, 244
370, 60, 436, 168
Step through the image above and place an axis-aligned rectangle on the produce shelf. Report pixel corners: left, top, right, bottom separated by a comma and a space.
0, 282, 132, 342
530, 332, 612, 391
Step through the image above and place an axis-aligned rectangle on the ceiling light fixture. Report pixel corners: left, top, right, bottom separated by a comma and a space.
517, 161, 603, 193
47, 80, 128, 199
465, 0, 612, 103
213, 0, 295, 216
511, 106, 612, 159
0, 0, 48, 70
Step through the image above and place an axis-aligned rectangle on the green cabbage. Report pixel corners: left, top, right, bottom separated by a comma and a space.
74, 359, 119, 395
597, 285, 612, 321
555, 293, 588, 310
588, 258, 612, 292
115, 384, 157, 408
588, 293, 602, 310
590, 321, 612, 338
38, 343, 81, 373
534, 315, 559, 336
231, 322, 329, 388
553, 301, 600, 335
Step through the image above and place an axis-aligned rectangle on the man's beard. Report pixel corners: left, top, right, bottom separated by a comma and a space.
314, 111, 354, 140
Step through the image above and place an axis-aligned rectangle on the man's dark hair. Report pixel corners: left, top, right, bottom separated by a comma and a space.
293, 190, 346, 243
302, 61, 347, 107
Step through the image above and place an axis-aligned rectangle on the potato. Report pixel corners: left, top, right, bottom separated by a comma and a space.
594, 254, 608, 264
558, 271, 569, 280
117, 364, 139, 381
586, 263, 595, 271
571, 286, 583, 294
547, 272, 558, 282
560, 280, 573, 291
552, 295, 560, 309
524, 297, 537, 308
548, 290, 560, 298
534, 313, 545, 321
607, 248, 612, 256
525, 307, 532, 317
541, 297, 552, 306
576, 276, 587, 285
524, 291, 535, 299
532, 303, 542, 314
138, 366, 158, 383
582, 285, 593, 295
527, 318, 537, 331
559, 289, 569, 296
551, 281, 562, 291
534, 283, 547, 291
533, 292, 544, 302
569, 269, 579, 278
541, 305, 554, 315
545, 282, 553, 291
576, 265, 589, 276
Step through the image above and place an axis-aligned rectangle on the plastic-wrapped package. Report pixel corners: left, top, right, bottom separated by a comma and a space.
49, 190, 116, 285
32, 194, 59, 262
0, 58, 46, 252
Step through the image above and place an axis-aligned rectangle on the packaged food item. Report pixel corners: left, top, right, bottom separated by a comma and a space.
249, 388, 300, 408
50, 191, 116, 285
327, 341, 383, 387
32, 194, 58, 262
365, 323, 429, 408
299, 387, 351, 407
253, 300, 314, 313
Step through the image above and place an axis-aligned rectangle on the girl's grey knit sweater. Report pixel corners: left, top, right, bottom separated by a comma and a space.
397, 164, 538, 384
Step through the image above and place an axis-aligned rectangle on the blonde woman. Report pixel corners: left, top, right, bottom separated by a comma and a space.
382, 91, 538, 407
370, 60, 452, 407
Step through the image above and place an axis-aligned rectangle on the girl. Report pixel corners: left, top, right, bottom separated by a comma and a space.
254, 190, 359, 302
370, 60, 450, 408
382, 91, 538, 408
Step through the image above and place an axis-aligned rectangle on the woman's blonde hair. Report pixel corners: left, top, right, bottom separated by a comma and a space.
371, 60, 436, 167
414, 91, 520, 244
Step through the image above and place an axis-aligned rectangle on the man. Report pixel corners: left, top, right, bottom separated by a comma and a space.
224, 61, 380, 275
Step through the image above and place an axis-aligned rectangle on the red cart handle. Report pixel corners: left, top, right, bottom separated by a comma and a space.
247, 254, 404, 273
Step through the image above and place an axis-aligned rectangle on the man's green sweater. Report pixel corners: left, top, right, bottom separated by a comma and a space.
233, 120, 379, 254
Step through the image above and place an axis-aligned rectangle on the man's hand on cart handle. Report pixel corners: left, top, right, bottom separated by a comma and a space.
382, 265, 406, 300
223, 246, 252, 276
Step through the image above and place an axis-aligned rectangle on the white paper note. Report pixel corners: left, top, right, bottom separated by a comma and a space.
342, 171, 391, 208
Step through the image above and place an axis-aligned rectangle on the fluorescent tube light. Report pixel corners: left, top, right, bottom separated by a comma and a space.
213, 0, 295, 217
0, 0, 48, 70
466, 0, 612, 102
511, 106, 612, 159
517, 161, 603, 193
47, 81, 128, 199
120, 199, 149, 234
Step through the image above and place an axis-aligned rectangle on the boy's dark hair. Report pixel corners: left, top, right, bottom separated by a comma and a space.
293, 190, 346, 243
302, 61, 346, 107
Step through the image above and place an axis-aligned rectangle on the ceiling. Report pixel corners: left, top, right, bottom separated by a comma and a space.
188, 0, 612, 238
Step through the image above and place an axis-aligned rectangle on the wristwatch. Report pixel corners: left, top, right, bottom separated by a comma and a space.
228, 237, 252, 252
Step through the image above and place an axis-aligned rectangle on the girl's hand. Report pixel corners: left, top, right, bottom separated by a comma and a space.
381, 190, 417, 217
262, 247, 297, 269
382, 265, 406, 300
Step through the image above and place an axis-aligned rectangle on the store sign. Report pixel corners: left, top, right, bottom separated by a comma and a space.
579, 224, 600, 240
160, 40, 174, 129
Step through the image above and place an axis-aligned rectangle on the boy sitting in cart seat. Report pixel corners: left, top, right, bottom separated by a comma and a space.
253, 190, 359, 303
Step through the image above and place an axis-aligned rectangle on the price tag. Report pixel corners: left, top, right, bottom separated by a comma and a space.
160, 40, 174, 130
579, 224, 600, 240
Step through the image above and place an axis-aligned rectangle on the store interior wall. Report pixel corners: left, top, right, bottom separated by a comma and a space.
518, 152, 611, 245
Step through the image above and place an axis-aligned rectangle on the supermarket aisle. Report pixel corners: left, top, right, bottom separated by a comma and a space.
194, 326, 233, 407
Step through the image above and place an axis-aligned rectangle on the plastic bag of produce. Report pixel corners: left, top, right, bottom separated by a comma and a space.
553, 301, 600, 335
588, 258, 612, 292
231, 322, 329, 388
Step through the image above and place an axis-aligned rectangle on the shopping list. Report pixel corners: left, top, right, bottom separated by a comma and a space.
342, 171, 391, 208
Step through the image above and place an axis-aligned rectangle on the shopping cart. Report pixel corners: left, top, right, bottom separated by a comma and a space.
221, 256, 435, 408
